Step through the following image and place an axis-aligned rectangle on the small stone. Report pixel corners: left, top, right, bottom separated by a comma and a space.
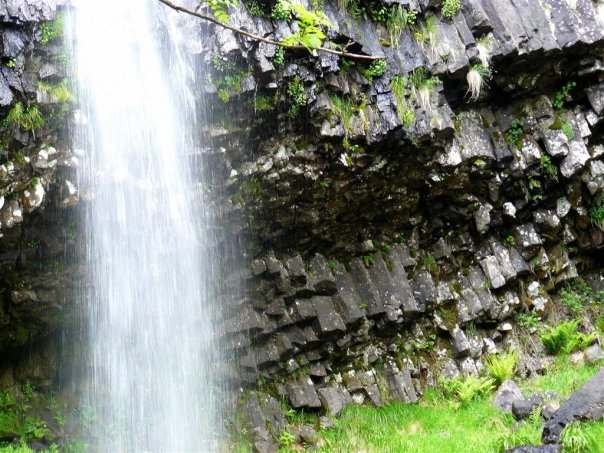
569, 351, 585, 367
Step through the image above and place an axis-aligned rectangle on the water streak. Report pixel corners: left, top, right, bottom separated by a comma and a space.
72, 0, 220, 450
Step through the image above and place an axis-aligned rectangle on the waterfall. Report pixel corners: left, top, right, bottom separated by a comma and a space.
71, 0, 222, 450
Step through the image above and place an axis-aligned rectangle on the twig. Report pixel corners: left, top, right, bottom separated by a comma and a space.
157, 0, 382, 61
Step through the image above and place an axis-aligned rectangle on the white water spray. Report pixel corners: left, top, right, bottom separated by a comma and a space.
72, 0, 221, 450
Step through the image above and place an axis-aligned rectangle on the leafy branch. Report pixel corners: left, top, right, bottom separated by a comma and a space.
157, 0, 382, 61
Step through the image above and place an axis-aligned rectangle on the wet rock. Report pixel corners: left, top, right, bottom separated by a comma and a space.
542, 369, 604, 443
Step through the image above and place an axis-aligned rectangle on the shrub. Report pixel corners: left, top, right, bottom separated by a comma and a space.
484, 351, 519, 386
561, 422, 594, 453
441, 0, 461, 20
560, 289, 585, 315
440, 375, 495, 405
589, 204, 604, 231
540, 320, 596, 355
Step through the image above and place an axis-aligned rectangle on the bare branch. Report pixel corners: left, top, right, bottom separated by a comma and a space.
158, 0, 383, 61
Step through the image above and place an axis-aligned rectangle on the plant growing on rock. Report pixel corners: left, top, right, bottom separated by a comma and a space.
4, 102, 44, 139
553, 81, 577, 110
39, 12, 64, 44
517, 312, 540, 329
361, 59, 387, 80
505, 118, 525, 146
466, 63, 490, 101
386, 5, 417, 46
409, 67, 439, 111
475, 35, 493, 69
561, 122, 575, 141
287, 76, 306, 117
441, 0, 462, 20
414, 15, 438, 54
540, 154, 558, 180
589, 204, 604, 231
390, 75, 415, 127
484, 351, 519, 386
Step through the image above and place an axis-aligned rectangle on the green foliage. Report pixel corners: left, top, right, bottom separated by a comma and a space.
339, 58, 355, 72
561, 122, 575, 141
484, 351, 519, 386
553, 81, 577, 110
287, 76, 306, 117
386, 5, 418, 45
440, 375, 495, 405
38, 79, 73, 104
245, 0, 264, 16
414, 15, 437, 50
506, 118, 525, 146
362, 254, 375, 267
561, 422, 595, 453
4, 102, 44, 133
409, 67, 439, 111
540, 320, 596, 355
39, 13, 64, 45
211, 57, 252, 103
419, 254, 438, 275
390, 75, 414, 127
278, 430, 296, 447
273, 46, 285, 67
361, 59, 387, 80
466, 62, 491, 101
441, 0, 462, 20
589, 204, 604, 231
540, 154, 558, 180
329, 94, 367, 135
280, 1, 333, 50
271, 0, 292, 20
560, 289, 586, 314
517, 312, 540, 329
504, 235, 516, 247
208, 0, 238, 23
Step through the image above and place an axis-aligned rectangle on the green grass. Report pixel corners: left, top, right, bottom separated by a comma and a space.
317, 389, 539, 452
522, 355, 601, 398
311, 357, 604, 452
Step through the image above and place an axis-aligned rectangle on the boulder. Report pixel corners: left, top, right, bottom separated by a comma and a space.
542, 369, 604, 443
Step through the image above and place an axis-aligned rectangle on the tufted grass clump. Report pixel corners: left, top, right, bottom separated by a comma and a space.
484, 351, 519, 386
390, 75, 415, 127
409, 67, 439, 111
540, 320, 596, 355
4, 102, 44, 138
589, 204, 604, 231
561, 422, 595, 453
466, 63, 490, 101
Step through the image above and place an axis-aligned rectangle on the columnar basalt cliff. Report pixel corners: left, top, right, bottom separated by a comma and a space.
1, 0, 604, 451
0, 0, 79, 389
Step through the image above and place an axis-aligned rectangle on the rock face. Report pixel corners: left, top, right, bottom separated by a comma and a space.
0, 0, 79, 388
1, 0, 604, 449
542, 369, 604, 444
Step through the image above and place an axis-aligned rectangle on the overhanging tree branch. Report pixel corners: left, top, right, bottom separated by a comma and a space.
158, 0, 383, 61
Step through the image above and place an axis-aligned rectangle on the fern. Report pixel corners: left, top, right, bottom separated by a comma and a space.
484, 351, 518, 386
540, 320, 596, 355
440, 375, 495, 405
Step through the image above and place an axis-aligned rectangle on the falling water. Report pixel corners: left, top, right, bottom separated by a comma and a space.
72, 0, 221, 450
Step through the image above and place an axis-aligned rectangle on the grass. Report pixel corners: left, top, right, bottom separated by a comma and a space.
310, 356, 604, 453
317, 389, 539, 452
